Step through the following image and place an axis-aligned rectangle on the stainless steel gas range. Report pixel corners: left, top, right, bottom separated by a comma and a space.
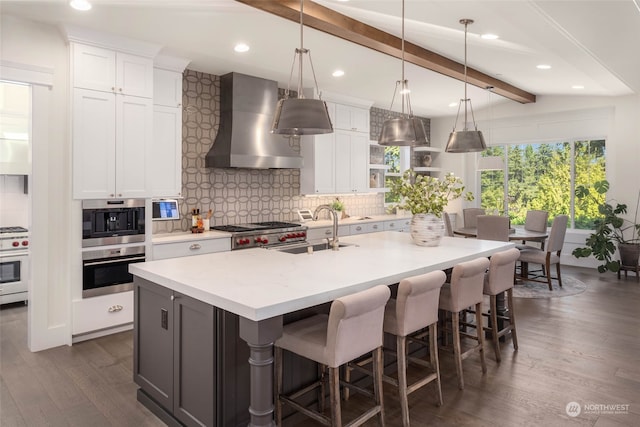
0, 226, 30, 304
211, 221, 307, 250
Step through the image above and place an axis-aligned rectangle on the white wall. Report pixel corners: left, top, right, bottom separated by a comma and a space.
432, 94, 640, 268
1, 15, 74, 350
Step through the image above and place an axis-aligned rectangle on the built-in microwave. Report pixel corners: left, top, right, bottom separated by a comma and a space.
82, 199, 145, 248
82, 245, 145, 298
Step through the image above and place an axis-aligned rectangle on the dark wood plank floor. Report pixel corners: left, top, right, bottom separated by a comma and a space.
2, 266, 639, 426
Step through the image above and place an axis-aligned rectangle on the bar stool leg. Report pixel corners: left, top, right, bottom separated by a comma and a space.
429, 323, 443, 406
329, 367, 342, 427
396, 336, 410, 427
476, 302, 487, 374
452, 313, 464, 390
490, 295, 502, 363
373, 346, 386, 427
507, 289, 518, 351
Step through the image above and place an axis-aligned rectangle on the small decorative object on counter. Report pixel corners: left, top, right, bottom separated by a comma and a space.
331, 197, 349, 219
191, 208, 204, 233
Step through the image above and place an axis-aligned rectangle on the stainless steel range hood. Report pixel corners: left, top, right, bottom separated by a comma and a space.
205, 72, 303, 169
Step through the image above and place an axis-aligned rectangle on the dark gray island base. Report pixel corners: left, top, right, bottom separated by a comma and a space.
134, 277, 321, 427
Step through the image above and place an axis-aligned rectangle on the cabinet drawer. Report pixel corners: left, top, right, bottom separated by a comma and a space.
384, 219, 411, 232
72, 291, 133, 335
306, 225, 350, 241
153, 238, 231, 260
350, 222, 382, 235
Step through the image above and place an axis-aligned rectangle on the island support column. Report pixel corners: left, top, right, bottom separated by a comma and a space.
239, 315, 283, 427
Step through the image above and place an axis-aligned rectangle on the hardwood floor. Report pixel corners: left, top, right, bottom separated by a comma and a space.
2, 266, 639, 426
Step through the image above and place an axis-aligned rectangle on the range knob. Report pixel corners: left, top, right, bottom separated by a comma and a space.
22, 240, 29, 246
12, 241, 20, 247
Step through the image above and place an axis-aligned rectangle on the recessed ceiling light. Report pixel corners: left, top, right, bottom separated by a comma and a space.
332, 70, 345, 77
69, 0, 91, 11
536, 64, 552, 70
481, 34, 499, 40
234, 43, 250, 53
572, 85, 585, 90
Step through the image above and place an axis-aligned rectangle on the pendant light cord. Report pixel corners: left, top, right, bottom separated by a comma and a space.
463, 19, 468, 129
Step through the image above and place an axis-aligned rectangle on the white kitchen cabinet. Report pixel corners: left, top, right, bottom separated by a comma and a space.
153, 68, 183, 108
153, 237, 231, 260
306, 225, 350, 241
349, 222, 383, 235
148, 105, 182, 197
72, 43, 153, 98
334, 103, 369, 133
334, 130, 368, 194
300, 130, 368, 195
384, 218, 411, 232
72, 88, 153, 199
72, 291, 134, 336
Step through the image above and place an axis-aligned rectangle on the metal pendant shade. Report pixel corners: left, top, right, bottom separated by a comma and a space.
271, 0, 333, 136
445, 19, 486, 153
378, 0, 427, 147
378, 116, 427, 147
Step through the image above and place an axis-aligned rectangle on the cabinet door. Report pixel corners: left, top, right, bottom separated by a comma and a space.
116, 95, 153, 198
334, 131, 352, 193
134, 280, 174, 411
154, 69, 183, 107
300, 133, 335, 194
349, 132, 369, 192
149, 105, 182, 197
72, 88, 116, 199
72, 43, 116, 93
116, 52, 154, 98
334, 104, 369, 133
173, 294, 216, 427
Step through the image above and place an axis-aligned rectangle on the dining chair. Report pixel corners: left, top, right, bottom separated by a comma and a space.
476, 215, 510, 242
463, 208, 486, 228
443, 212, 454, 237
521, 210, 549, 249
482, 248, 521, 362
274, 285, 390, 427
517, 215, 568, 291
439, 257, 490, 390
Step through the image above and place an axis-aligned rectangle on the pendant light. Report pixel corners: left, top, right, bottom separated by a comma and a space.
378, 0, 427, 147
271, 0, 333, 136
445, 19, 486, 153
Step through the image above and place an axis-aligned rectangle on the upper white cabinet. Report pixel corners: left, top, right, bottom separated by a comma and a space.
72, 43, 153, 98
300, 98, 372, 195
148, 56, 190, 198
333, 103, 369, 133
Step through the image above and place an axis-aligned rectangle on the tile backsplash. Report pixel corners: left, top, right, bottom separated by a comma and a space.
153, 70, 387, 234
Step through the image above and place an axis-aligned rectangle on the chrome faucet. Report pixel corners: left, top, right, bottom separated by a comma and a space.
313, 204, 340, 250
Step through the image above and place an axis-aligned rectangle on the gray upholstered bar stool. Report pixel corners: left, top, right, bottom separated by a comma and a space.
438, 257, 490, 390
274, 285, 391, 427
483, 248, 521, 363
383, 270, 447, 427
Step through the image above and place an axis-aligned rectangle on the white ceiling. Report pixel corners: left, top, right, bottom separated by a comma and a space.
2, 0, 639, 117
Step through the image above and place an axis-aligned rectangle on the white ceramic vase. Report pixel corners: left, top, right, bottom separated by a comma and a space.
410, 213, 445, 246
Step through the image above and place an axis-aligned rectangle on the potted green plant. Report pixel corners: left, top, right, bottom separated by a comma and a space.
389, 169, 473, 246
572, 180, 640, 273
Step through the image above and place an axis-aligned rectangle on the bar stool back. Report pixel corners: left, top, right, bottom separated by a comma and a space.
383, 270, 446, 427
274, 285, 391, 427
438, 257, 490, 389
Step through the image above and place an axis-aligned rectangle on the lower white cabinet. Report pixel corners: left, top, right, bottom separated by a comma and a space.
306, 225, 350, 241
384, 219, 411, 232
350, 222, 383, 235
72, 291, 133, 336
153, 237, 231, 260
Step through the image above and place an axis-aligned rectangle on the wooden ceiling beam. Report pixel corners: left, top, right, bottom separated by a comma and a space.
236, 0, 536, 104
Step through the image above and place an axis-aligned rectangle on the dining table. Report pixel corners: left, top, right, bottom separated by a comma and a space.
453, 226, 548, 246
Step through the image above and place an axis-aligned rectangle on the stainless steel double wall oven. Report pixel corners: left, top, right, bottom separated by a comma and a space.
82, 199, 146, 298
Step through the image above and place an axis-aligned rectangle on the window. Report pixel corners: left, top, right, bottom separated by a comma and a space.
384, 146, 410, 204
479, 139, 606, 228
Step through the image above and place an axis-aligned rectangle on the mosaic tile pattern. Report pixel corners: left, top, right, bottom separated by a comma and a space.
153, 70, 386, 234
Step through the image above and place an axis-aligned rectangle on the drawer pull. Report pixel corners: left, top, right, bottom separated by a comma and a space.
190, 244, 202, 250
356, 226, 362, 231
389, 223, 395, 227
108, 305, 123, 313
373, 225, 379, 229
325, 230, 332, 235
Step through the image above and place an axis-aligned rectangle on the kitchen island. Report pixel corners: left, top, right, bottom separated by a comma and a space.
130, 231, 514, 427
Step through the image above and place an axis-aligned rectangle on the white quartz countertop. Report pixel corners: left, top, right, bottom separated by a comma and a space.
132, 232, 514, 322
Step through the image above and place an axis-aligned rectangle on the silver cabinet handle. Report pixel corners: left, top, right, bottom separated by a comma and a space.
108, 305, 123, 313
389, 223, 395, 227
324, 230, 332, 235
189, 243, 201, 250
373, 224, 379, 229
356, 226, 362, 231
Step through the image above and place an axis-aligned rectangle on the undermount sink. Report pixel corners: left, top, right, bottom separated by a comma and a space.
275, 242, 354, 255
